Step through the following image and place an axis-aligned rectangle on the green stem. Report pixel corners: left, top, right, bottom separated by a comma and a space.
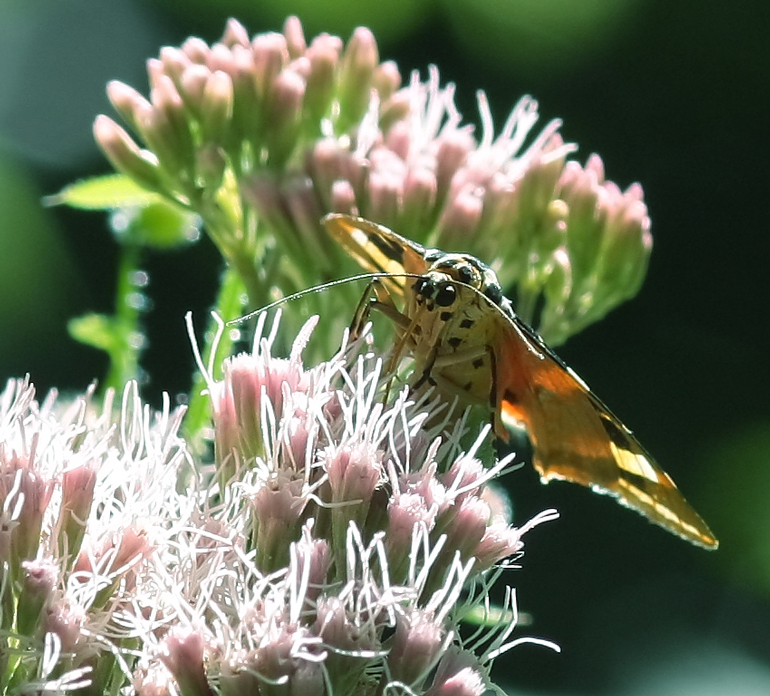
103, 243, 144, 393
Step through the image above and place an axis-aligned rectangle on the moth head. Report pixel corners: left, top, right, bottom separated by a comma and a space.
421, 252, 506, 308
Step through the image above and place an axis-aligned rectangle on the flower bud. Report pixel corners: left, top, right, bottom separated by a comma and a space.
159, 47, 191, 88
229, 44, 262, 145
303, 35, 341, 129
326, 444, 382, 554
161, 628, 212, 696
17, 559, 58, 635
181, 36, 210, 64
434, 130, 474, 203
265, 68, 306, 168
315, 596, 380, 695
438, 186, 483, 242
150, 74, 196, 179
57, 463, 97, 563
253, 471, 309, 572
388, 609, 445, 687
402, 166, 438, 232
106, 80, 151, 133
373, 60, 402, 102
336, 27, 379, 131
386, 492, 436, 582
93, 115, 165, 193
425, 648, 488, 696
251, 32, 289, 100
179, 63, 211, 118
367, 168, 402, 229
283, 15, 307, 59
597, 190, 652, 302
222, 18, 250, 49
200, 70, 234, 146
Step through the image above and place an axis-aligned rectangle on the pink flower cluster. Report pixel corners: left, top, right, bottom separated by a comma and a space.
95, 16, 651, 345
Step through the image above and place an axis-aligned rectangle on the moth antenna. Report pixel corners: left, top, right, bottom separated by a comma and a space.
229, 272, 423, 325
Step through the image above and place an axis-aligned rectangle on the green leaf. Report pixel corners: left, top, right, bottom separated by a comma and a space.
123, 200, 201, 249
45, 174, 159, 210
68, 313, 117, 352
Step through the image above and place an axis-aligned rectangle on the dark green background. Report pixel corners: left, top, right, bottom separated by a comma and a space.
1, 1, 767, 692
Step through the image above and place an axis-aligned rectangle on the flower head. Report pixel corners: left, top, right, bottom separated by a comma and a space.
195, 314, 557, 692
0, 377, 191, 690
95, 17, 652, 347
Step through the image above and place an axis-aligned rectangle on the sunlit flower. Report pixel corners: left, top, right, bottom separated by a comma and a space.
183, 313, 557, 692
95, 16, 652, 346
1, 315, 556, 694
0, 377, 190, 689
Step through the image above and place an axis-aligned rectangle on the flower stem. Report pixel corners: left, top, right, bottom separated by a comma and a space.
103, 242, 145, 393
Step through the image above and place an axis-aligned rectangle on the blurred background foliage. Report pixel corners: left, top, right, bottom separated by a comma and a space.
0, 0, 767, 693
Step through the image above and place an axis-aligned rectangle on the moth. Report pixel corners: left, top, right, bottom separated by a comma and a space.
322, 213, 718, 549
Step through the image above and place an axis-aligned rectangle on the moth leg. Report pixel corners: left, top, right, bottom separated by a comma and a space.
349, 280, 376, 340
350, 278, 410, 338
350, 279, 420, 401
431, 345, 490, 368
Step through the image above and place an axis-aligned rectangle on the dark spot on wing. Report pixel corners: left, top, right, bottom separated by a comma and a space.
440, 311, 453, 321
371, 234, 405, 264
472, 358, 484, 369
448, 336, 462, 349
462, 381, 473, 391
600, 413, 632, 449
503, 389, 518, 403
460, 318, 474, 329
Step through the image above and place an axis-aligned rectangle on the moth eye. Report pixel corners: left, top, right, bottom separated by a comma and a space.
435, 283, 456, 307
483, 283, 503, 305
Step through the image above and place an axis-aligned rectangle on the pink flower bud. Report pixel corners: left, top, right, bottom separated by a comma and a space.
181, 36, 210, 64
161, 629, 212, 696
17, 559, 58, 635
336, 27, 379, 129
222, 18, 250, 49
106, 80, 151, 132
304, 37, 340, 125
159, 47, 192, 87
251, 32, 289, 99
58, 463, 97, 560
253, 471, 309, 572
373, 60, 402, 102
93, 115, 164, 193
200, 70, 234, 145
265, 68, 306, 167
388, 608, 445, 686
283, 16, 307, 59
425, 648, 488, 696
402, 166, 438, 231
207, 42, 235, 76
